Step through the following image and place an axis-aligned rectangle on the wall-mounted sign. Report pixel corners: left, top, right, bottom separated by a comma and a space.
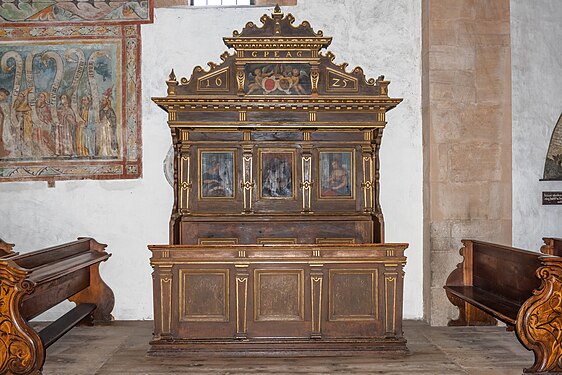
543, 191, 562, 205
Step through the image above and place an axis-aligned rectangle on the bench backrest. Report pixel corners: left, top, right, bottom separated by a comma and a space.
11, 238, 98, 269
471, 240, 542, 305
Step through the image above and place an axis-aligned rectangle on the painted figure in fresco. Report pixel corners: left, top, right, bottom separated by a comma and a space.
79, 96, 96, 157
74, 97, 89, 157
35, 91, 55, 156
99, 88, 118, 156
36, 92, 52, 128
13, 88, 33, 156
56, 94, 77, 156
322, 156, 350, 197
202, 156, 231, 197
0, 88, 10, 158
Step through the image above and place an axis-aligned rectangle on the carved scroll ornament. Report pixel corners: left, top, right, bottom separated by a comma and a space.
516, 256, 562, 374
0, 266, 42, 375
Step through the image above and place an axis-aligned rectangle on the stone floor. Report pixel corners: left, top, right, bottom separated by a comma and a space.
42, 320, 533, 374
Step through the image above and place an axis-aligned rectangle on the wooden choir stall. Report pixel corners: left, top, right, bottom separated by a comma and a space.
149, 7, 408, 356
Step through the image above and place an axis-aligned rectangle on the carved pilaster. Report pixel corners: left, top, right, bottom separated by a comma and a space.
516, 256, 562, 374
241, 147, 255, 213
310, 68, 319, 94
155, 265, 173, 339
236, 68, 245, 96
383, 267, 398, 337
310, 266, 323, 339
235, 265, 249, 339
361, 145, 374, 213
178, 142, 192, 214
0, 264, 42, 375
372, 129, 385, 242
300, 151, 313, 213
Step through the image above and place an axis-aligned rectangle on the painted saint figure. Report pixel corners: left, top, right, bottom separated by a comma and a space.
262, 156, 292, 197
0, 88, 10, 158
13, 88, 33, 156
321, 156, 351, 197
79, 96, 96, 156
99, 88, 118, 157
35, 91, 55, 155
202, 156, 228, 197
75, 96, 90, 156
56, 94, 77, 156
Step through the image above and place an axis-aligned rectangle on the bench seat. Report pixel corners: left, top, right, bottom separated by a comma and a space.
444, 285, 519, 325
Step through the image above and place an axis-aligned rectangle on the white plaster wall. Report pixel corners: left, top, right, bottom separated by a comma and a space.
511, 0, 562, 250
0, 0, 423, 319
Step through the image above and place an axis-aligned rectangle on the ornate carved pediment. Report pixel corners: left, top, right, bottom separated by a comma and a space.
154, 7, 401, 129
228, 5, 325, 39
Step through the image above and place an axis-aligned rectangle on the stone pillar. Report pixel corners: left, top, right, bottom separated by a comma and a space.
422, 0, 512, 325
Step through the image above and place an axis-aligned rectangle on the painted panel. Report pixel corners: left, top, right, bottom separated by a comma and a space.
199, 150, 235, 198
259, 149, 294, 199
318, 150, 354, 198
0, 25, 141, 182
245, 63, 310, 95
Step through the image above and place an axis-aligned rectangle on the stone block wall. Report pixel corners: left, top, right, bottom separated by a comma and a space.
422, 0, 512, 325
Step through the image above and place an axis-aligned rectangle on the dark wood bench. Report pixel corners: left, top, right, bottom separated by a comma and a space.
445, 239, 562, 374
541, 237, 562, 256
0, 237, 114, 375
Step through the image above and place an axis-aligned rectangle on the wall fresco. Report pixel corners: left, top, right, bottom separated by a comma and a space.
0, 25, 141, 182
0, 0, 153, 25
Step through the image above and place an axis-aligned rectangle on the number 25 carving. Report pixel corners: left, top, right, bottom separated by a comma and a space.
331, 77, 349, 88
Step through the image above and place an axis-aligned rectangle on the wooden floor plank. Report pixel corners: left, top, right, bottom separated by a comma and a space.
41, 321, 532, 374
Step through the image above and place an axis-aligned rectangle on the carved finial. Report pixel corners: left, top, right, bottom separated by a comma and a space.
273, 4, 282, 16
166, 69, 178, 96
377, 75, 385, 82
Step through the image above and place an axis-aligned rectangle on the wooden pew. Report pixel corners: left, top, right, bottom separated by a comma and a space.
0, 237, 114, 375
444, 239, 562, 374
541, 237, 562, 256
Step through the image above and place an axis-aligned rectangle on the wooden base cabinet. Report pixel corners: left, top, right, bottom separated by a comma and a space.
149, 244, 408, 356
